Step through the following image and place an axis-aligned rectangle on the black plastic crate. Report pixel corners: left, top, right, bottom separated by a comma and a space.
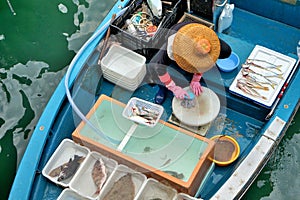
110, 0, 185, 57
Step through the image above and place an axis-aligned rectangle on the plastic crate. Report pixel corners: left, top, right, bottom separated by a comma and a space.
110, 0, 185, 57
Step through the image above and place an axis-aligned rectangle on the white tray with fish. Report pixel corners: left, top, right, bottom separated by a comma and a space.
122, 97, 164, 127
98, 164, 147, 200
57, 188, 89, 200
229, 45, 296, 108
69, 151, 118, 199
42, 139, 90, 187
135, 178, 178, 200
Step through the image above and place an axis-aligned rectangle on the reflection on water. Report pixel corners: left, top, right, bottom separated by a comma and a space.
0, 0, 116, 198
0, 61, 65, 165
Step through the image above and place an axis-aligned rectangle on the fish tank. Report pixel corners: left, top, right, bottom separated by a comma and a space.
72, 95, 215, 195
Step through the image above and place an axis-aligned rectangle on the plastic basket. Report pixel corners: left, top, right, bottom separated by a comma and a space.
110, 0, 185, 57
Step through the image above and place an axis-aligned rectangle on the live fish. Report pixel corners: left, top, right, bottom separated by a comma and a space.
102, 174, 135, 200
163, 170, 184, 179
92, 159, 107, 196
49, 155, 85, 182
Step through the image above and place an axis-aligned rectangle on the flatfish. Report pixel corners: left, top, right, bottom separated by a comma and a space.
49, 155, 85, 182
92, 159, 107, 196
102, 174, 135, 200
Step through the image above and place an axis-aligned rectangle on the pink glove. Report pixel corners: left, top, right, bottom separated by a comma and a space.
159, 73, 189, 99
190, 73, 203, 96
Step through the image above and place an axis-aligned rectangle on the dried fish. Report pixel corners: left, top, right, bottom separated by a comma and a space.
49, 155, 85, 182
242, 69, 277, 89
237, 82, 267, 100
237, 78, 269, 91
246, 59, 283, 72
92, 159, 107, 196
242, 65, 283, 79
102, 174, 135, 200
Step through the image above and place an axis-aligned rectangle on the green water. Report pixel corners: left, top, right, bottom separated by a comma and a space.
0, 0, 299, 199
0, 0, 116, 198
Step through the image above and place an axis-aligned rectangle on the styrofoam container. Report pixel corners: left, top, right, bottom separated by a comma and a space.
122, 97, 164, 127
57, 188, 90, 200
42, 139, 90, 187
69, 151, 118, 199
134, 178, 177, 200
101, 44, 146, 81
99, 164, 147, 199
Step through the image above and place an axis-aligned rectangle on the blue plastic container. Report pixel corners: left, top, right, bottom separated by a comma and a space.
216, 52, 240, 72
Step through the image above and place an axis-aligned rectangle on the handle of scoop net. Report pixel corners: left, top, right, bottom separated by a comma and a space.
117, 123, 138, 151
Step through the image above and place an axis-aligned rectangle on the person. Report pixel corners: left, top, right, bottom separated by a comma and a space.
146, 21, 232, 104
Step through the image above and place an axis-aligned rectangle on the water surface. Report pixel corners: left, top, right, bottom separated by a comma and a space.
0, 0, 115, 198
0, 0, 299, 199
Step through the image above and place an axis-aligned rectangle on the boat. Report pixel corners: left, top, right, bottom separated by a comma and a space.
9, 0, 300, 199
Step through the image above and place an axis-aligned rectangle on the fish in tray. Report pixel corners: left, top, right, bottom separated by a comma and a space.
92, 159, 107, 196
49, 155, 85, 181
102, 174, 135, 200
236, 82, 267, 100
130, 104, 159, 125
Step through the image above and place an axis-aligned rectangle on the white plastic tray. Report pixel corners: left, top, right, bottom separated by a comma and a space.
42, 139, 90, 187
134, 178, 177, 200
57, 188, 89, 200
69, 151, 118, 199
122, 97, 164, 127
229, 45, 296, 107
99, 164, 147, 199
101, 44, 146, 80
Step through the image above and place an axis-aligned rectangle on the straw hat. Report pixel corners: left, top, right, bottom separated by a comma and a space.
172, 23, 220, 73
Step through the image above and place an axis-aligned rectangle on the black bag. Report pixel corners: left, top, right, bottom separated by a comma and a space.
190, 0, 214, 21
